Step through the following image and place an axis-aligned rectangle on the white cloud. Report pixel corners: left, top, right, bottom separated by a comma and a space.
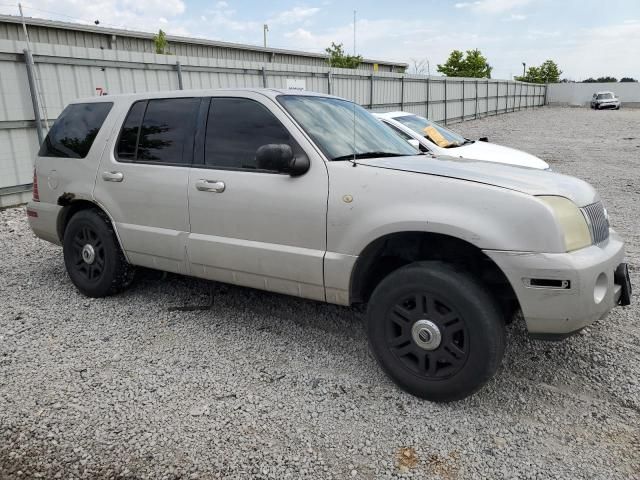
455, 2, 477, 8
0, 0, 186, 33
455, 0, 531, 13
506, 13, 527, 21
271, 7, 320, 25
215, 1, 229, 8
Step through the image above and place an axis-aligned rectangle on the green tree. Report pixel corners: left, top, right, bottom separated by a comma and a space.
596, 76, 617, 82
153, 29, 169, 54
515, 60, 561, 83
582, 77, 598, 83
437, 49, 492, 78
325, 42, 362, 69
620, 77, 638, 82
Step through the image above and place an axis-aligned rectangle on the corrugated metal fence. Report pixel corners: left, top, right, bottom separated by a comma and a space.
0, 38, 546, 206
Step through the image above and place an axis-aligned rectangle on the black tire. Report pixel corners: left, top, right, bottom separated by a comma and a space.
63, 209, 134, 297
366, 261, 505, 402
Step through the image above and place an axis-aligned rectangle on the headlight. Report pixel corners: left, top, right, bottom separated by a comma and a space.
538, 196, 591, 252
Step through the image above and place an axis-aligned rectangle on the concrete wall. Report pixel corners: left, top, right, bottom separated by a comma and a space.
546, 82, 640, 107
0, 38, 546, 207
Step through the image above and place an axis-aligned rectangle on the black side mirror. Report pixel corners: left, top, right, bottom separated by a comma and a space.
478, 137, 489, 142
256, 144, 310, 176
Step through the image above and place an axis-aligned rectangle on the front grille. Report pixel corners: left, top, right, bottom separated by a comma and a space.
582, 202, 610, 245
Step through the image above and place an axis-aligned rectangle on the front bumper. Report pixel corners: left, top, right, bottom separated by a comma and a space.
484, 231, 630, 337
595, 102, 620, 109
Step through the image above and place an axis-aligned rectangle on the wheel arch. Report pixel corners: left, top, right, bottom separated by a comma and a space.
349, 230, 520, 319
56, 198, 130, 263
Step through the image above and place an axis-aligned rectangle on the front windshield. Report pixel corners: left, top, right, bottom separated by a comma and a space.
597, 93, 613, 100
277, 95, 417, 160
393, 114, 467, 148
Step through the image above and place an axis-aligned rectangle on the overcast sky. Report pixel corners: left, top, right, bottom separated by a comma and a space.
1, 0, 638, 80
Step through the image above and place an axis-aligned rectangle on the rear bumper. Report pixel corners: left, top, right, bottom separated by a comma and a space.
26, 201, 62, 246
484, 231, 629, 336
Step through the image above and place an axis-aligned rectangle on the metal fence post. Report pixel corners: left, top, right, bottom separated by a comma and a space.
518, 83, 522, 110
495, 81, 499, 115
544, 83, 548, 106
444, 78, 448, 124
261, 66, 267, 88
327, 70, 332, 95
175, 61, 184, 90
504, 82, 508, 112
512, 82, 516, 112
462, 80, 465, 121
400, 75, 405, 111
426, 77, 430, 118
475, 79, 478, 119
486, 79, 489, 116
370, 73, 375, 109
23, 49, 44, 146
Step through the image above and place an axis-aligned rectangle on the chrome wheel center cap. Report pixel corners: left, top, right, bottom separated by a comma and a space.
411, 319, 442, 351
81, 244, 96, 264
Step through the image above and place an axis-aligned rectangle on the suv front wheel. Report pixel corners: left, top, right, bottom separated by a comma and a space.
367, 261, 505, 402
63, 209, 134, 297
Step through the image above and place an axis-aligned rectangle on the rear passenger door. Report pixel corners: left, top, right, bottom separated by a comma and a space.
187, 94, 329, 301
94, 97, 201, 274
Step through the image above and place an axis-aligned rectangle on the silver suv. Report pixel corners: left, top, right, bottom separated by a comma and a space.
27, 89, 632, 401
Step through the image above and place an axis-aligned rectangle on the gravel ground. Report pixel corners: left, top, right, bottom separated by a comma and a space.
1, 106, 638, 479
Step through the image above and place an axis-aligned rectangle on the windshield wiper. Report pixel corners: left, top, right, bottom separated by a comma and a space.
331, 151, 407, 161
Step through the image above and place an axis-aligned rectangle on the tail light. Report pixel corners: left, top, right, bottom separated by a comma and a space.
32, 167, 40, 202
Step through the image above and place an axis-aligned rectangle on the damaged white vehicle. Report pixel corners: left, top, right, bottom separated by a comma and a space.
374, 111, 549, 169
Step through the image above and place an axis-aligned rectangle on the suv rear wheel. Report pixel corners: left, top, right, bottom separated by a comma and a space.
366, 261, 505, 402
63, 209, 134, 297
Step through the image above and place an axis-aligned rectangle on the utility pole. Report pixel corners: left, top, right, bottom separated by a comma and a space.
263, 24, 269, 48
353, 10, 356, 55
522, 62, 526, 77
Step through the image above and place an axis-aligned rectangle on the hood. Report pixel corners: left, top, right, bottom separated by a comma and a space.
357, 155, 598, 206
450, 141, 549, 169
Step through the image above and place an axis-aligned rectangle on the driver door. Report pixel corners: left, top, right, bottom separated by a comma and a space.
186, 93, 329, 301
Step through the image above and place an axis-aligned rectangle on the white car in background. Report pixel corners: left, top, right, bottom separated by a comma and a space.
590, 91, 621, 110
373, 111, 549, 170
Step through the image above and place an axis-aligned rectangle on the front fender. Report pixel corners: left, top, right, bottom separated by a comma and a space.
326, 162, 564, 258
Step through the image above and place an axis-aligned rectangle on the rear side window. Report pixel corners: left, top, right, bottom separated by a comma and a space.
116, 101, 145, 160
204, 97, 295, 170
116, 98, 199, 165
39, 102, 113, 158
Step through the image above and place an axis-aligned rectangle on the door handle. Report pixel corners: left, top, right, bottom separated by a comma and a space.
102, 171, 124, 182
196, 179, 225, 193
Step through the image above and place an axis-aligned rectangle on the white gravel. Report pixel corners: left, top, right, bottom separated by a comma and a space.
1, 106, 638, 479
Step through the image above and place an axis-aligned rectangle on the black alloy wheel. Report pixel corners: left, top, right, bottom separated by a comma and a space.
387, 292, 469, 379
367, 261, 505, 402
69, 225, 106, 283
63, 209, 134, 297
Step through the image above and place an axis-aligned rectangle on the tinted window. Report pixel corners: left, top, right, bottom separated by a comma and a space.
117, 98, 199, 164
205, 98, 294, 170
116, 101, 146, 160
39, 102, 112, 158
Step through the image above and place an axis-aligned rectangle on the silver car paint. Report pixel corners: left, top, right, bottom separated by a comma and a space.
27, 88, 626, 335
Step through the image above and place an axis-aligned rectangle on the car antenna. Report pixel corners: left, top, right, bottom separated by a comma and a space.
351, 100, 357, 167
